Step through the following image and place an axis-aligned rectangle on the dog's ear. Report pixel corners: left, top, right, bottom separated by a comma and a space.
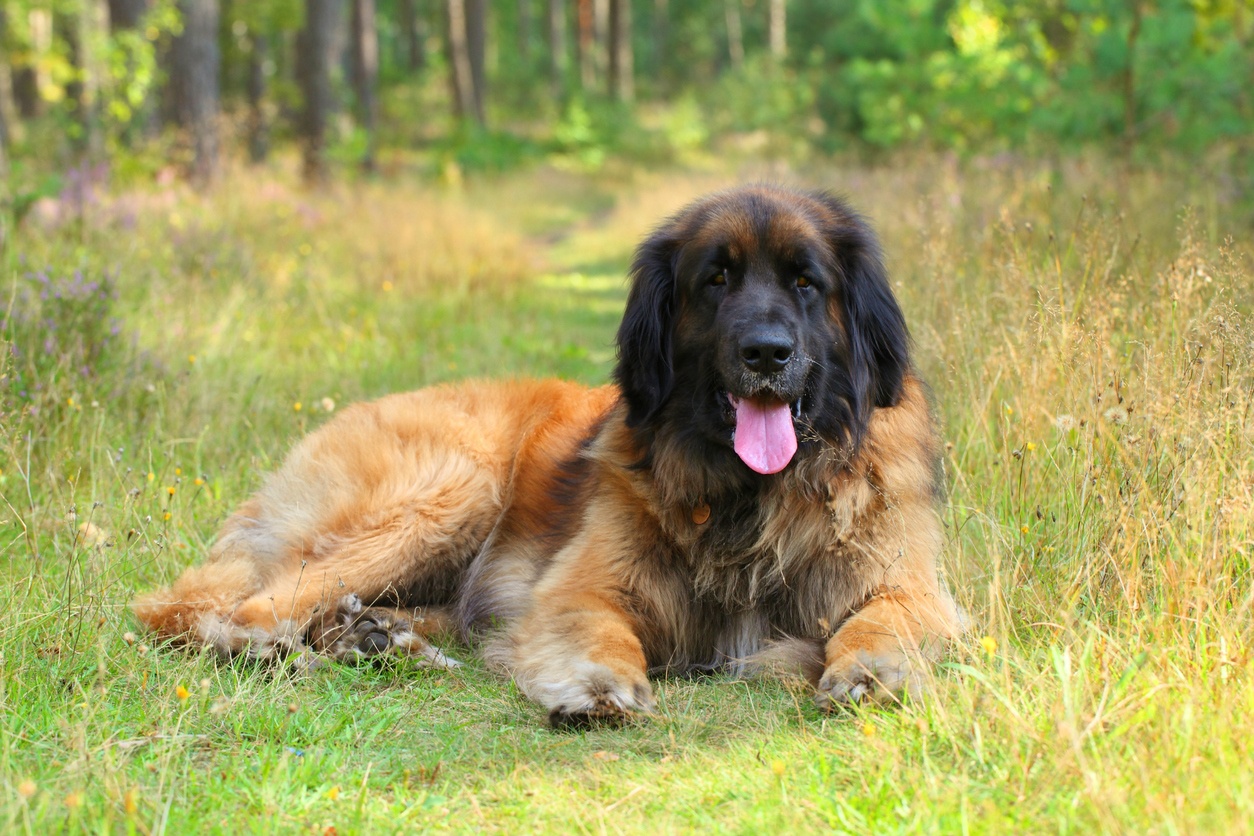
614, 229, 680, 427
817, 194, 910, 411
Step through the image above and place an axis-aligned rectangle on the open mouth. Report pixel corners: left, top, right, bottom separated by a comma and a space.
726, 393, 801, 475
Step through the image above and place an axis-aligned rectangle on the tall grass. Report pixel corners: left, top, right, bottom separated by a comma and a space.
0, 156, 1250, 832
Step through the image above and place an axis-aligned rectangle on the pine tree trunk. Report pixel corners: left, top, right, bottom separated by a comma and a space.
725, 0, 743, 70
608, 0, 632, 102
107, 0, 147, 28
399, 0, 426, 72
518, 0, 531, 64
576, 0, 595, 91
445, 0, 476, 123
466, 0, 486, 124
108, 0, 149, 146
545, 0, 565, 97
246, 33, 269, 163
169, 0, 219, 182
350, 0, 378, 171
297, 0, 338, 181
768, 0, 785, 59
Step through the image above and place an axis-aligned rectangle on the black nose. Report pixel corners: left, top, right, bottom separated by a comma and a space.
739, 330, 794, 374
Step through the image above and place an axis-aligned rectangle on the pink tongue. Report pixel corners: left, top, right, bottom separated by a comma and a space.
733, 397, 798, 475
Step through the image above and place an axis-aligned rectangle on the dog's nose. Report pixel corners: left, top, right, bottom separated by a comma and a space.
739, 330, 794, 374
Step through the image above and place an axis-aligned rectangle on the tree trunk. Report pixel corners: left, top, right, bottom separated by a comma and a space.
576, 0, 595, 91
445, 0, 477, 124
13, 10, 52, 120
518, 0, 531, 64
350, 0, 378, 171
297, 0, 338, 182
108, 0, 148, 29
108, 0, 149, 146
399, 0, 426, 72
169, 0, 219, 182
653, 0, 668, 71
545, 0, 564, 96
1122, 1, 1143, 155
768, 0, 785, 59
246, 33, 269, 163
63, 3, 108, 161
725, 0, 743, 71
0, 8, 10, 180
608, 0, 632, 102
466, 0, 486, 123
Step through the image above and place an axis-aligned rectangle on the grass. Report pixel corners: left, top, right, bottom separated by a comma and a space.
1, 153, 1251, 833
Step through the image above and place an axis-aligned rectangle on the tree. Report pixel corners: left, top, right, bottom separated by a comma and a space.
768, 0, 785, 59
398, 0, 426, 72
545, 0, 565, 96
724, 0, 743, 70
445, 0, 484, 126
349, 0, 378, 171
608, 0, 632, 101
168, 0, 220, 182
296, 0, 337, 181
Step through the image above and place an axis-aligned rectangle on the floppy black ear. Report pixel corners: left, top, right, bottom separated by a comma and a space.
819, 195, 910, 411
614, 230, 679, 427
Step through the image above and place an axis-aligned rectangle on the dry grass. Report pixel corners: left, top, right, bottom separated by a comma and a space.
1, 154, 1250, 833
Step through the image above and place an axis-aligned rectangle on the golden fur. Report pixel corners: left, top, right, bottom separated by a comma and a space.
133, 186, 963, 725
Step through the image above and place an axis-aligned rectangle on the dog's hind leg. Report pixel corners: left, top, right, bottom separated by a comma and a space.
136, 451, 502, 662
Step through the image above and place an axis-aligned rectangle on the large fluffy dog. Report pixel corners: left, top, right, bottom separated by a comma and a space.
133, 185, 963, 725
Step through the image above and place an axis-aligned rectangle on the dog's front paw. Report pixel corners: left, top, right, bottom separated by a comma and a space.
536, 663, 656, 729
816, 645, 921, 709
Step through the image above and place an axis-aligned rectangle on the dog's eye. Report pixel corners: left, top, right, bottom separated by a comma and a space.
708, 269, 728, 287
796, 275, 813, 289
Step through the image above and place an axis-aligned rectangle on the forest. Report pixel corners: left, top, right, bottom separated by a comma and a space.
0, 0, 1251, 190
1, 1, 1252, 833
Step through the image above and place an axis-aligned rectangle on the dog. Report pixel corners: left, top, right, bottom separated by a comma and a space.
132, 185, 963, 726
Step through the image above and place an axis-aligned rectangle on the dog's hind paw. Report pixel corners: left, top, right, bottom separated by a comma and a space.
319, 598, 460, 669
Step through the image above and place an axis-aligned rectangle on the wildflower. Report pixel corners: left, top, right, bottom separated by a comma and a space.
382, 281, 394, 293
194, 477, 205, 487
188, 355, 196, 364
124, 789, 138, 815
147, 472, 155, 482
1020, 525, 1029, 535
770, 759, 786, 776
17, 780, 36, 799
65, 791, 83, 809
980, 636, 998, 655
167, 486, 176, 496
163, 512, 171, 521
294, 402, 303, 412
1026, 442, 1037, 452
1054, 414, 1077, 432
320, 397, 336, 412
326, 786, 341, 801
1103, 405, 1129, 424
1004, 404, 1013, 415
175, 467, 182, 476
861, 722, 876, 738
123, 631, 137, 645
176, 684, 190, 702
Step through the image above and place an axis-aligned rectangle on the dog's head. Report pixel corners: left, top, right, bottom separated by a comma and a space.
614, 185, 909, 474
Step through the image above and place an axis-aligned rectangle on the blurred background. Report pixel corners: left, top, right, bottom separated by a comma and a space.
0, 0, 1251, 195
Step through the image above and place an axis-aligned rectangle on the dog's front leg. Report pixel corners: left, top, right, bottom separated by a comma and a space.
508, 583, 655, 727
817, 580, 962, 707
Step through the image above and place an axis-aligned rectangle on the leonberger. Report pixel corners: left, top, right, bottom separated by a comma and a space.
133, 185, 963, 725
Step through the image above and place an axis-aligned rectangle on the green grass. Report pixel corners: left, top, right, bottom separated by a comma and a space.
1, 155, 1251, 833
